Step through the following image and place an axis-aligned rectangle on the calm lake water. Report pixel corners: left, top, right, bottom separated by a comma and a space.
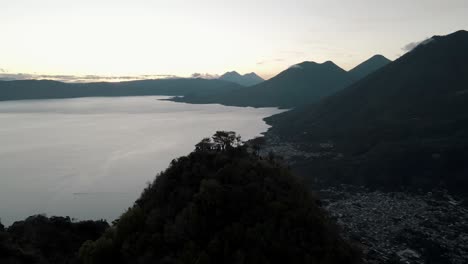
0, 96, 282, 225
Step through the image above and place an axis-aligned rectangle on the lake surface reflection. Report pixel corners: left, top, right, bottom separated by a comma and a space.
0, 96, 282, 225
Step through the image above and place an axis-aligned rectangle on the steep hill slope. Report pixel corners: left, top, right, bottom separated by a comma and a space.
79, 133, 360, 264
267, 30, 468, 192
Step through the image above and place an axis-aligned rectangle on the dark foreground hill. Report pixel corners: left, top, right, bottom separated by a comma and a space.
266, 30, 468, 193
79, 132, 360, 264
0, 78, 242, 102
174, 61, 355, 108
0, 216, 108, 264
219, 71, 264, 86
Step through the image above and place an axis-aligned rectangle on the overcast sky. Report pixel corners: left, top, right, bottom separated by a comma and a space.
1, 0, 467, 79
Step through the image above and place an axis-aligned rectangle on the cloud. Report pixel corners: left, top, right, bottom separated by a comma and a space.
256, 58, 285, 65
281, 50, 306, 56
288, 64, 303, 69
402, 37, 435, 52
402, 41, 420, 52
191, 73, 219, 79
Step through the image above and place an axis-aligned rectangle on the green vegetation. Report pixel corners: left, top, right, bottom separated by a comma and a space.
80, 132, 360, 264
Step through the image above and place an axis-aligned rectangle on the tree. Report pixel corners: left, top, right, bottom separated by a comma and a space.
212, 131, 241, 150
249, 137, 266, 155
195, 137, 213, 152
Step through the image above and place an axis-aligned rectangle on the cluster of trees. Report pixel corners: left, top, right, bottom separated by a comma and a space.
0, 215, 108, 264
195, 131, 242, 151
196, 131, 267, 157
79, 132, 360, 264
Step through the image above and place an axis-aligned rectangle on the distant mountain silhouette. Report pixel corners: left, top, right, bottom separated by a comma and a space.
0, 78, 242, 101
348, 55, 391, 81
177, 61, 354, 108
219, 71, 264, 86
267, 30, 468, 193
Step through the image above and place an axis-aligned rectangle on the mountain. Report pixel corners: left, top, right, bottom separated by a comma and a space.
79, 132, 360, 264
348, 55, 391, 81
177, 61, 355, 108
219, 71, 264, 86
0, 78, 243, 102
242, 72, 265, 85
267, 30, 468, 193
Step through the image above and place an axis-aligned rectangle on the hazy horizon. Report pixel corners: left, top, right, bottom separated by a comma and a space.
2, 0, 467, 80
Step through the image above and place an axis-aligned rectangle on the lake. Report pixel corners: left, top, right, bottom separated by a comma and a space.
0, 96, 282, 225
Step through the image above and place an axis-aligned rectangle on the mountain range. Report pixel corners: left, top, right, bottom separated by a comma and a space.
173, 55, 391, 108
0, 78, 242, 102
1, 29, 467, 264
266, 30, 468, 193
1, 30, 466, 194
218, 71, 264, 86
0, 56, 390, 108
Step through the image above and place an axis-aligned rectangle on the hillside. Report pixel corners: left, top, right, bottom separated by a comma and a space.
219, 71, 264, 86
79, 132, 360, 264
0, 216, 108, 263
176, 61, 354, 108
266, 30, 468, 193
0, 78, 242, 102
348, 55, 391, 81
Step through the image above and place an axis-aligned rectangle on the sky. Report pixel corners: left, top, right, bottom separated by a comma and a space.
1, 0, 468, 80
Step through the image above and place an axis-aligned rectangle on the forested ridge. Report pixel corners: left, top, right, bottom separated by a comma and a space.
0, 132, 360, 264
79, 132, 360, 264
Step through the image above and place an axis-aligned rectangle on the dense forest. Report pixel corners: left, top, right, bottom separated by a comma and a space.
0, 215, 108, 264
79, 132, 360, 264
0, 132, 360, 264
